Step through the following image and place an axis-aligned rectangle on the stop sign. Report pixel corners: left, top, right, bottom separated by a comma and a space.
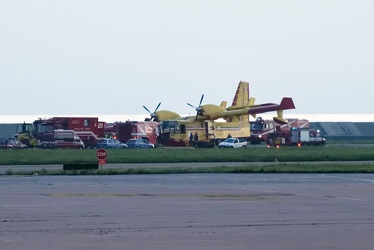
96, 148, 108, 160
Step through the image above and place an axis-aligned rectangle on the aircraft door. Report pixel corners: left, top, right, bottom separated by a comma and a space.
180, 124, 186, 134
205, 122, 209, 139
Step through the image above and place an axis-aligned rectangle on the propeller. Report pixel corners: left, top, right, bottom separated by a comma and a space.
143, 102, 161, 121
187, 94, 204, 121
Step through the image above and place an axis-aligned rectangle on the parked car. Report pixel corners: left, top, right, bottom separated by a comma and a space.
96, 138, 127, 149
125, 138, 154, 149
0, 138, 27, 149
218, 138, 248, 148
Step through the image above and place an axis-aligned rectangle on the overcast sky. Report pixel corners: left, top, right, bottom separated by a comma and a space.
1, 0, 373, 117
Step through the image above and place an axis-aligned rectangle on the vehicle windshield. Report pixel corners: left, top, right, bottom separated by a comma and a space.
97, 139, 108, 143
38, 124, 54, 133
16, 123, 33, 134
250, 122, 262, 131
224, 138, 235, 143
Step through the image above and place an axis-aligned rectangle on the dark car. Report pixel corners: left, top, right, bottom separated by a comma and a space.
125, 138, 154, 149
96, 138, 127, 149
0, 138, 27, 149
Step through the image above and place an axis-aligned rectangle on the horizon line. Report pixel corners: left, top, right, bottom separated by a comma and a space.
1, 114, 374, 123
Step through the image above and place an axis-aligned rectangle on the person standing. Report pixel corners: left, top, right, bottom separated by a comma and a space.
189, 132, 193, 147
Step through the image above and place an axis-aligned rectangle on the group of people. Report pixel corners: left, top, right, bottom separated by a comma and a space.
189, 132, 198, 147
188, 132, 232, 147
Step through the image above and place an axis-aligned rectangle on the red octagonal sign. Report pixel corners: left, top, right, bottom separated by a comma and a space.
96, 148, 108, 160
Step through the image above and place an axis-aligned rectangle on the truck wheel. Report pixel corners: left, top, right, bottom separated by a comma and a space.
21, 139, 30, 148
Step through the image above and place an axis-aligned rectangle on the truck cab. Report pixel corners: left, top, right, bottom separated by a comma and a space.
13, 122, 38, 147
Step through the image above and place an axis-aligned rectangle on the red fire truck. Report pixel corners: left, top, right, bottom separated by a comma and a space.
249, 117, 310, 144
106, 121, 159, 147
34, 117, 104, 148
267, 127, 326, 147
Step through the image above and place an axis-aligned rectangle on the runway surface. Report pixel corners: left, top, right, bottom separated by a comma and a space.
1, 174, 374, 250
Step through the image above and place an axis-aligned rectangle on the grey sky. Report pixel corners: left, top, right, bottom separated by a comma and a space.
1, 0, 373, 116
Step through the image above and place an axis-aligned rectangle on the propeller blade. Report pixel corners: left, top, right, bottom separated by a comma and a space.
187, 103, 196, 109
154, 102, 161, 113
194, 113, 199, 122
199, 94, 204, 106
143, 105, 152, 114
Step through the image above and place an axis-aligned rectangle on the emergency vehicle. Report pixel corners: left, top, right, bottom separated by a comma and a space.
38, 130, 85, 149
15, 117, 104, 148
267, 127, 326, 147
249, 117, 310, 144
106, 121, 159, 147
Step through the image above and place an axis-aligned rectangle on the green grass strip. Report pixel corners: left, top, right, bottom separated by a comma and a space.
4, 163, 374, 176
1, 146, 374, 165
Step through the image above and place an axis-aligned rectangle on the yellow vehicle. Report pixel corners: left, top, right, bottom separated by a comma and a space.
13, 122, 38, 148
143, 81, 296, 147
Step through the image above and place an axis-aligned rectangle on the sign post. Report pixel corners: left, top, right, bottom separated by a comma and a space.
96, 148, 107, 168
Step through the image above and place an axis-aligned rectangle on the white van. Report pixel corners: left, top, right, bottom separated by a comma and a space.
38, 130, 85, 149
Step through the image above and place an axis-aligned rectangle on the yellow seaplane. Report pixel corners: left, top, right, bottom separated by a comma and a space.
143, 81, 295, 147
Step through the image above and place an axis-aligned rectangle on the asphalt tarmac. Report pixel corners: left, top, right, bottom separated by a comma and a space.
1, 173, 374, 250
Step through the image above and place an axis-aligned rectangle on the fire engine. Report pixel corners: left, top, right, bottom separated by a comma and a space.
249, 117, 310, 144
267, 127, 326, 147
106, 121, 159, 147
14, 117, 104, 148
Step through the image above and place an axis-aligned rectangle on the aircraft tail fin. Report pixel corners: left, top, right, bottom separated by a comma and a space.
230, 81, 250, 122
231, 81, 249, 107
